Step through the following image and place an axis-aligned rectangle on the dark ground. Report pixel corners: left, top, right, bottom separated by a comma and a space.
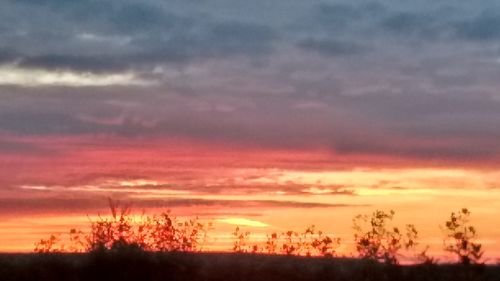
0, 251, 498, 281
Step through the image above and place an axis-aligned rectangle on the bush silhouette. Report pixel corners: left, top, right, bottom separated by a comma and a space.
443, 208, 483, 265
232, 225, 340, 257
232, 226, 256, 253
352, 210, 418, 264
34, 234, 62, 253
34, 202, 498, 267
34, 199, 212, 253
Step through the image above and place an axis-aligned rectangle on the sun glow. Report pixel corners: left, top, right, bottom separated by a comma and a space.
217, 218, 269, 227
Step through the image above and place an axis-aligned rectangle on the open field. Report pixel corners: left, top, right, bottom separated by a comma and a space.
0, 252, 498, 281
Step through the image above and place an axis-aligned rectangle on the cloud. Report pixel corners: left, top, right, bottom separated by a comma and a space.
381, 11, 444, 40
307, 2, 386, 34
1, 1, 500, 167
0, 1, 277, 74
0, 111, 106, 135
306, 2, 500, 45
0, 197, 357, 214
297, 38, 366, 56
454, 12, 500, 41
2, 0, 498, 79
0, 48, 17, 64
0, 65, 152, 86
139, 198, 355, 209
314, 2, 384, 30
1, 82, 500, 165
332, 138, 496, 162
11, 174, 357, 199
206, 21, 277, 55
0, 140, 49, 155
16, 55, 128, 74
2, 21, 276, 74
108, 2, 173, 33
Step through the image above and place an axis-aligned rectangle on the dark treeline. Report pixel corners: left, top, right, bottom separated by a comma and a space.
0, 252, 498, 281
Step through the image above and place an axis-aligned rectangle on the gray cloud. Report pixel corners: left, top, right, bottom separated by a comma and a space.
2, 0, 498, 75
381, 11, 444, 40
0, 140, 50, 155
2, 78, 500, 164
0, 48, 17, 64
454, 12, 500, 41
314, 2, 386, 31
108, 2, 173, 33
1, 1, 500, 166
297, 38, 366, 56
17, 54, 128, 73
0, 110, 108, 135
0, 1, 277, 73
8, 21, 276, 73
333, 138, 496, 162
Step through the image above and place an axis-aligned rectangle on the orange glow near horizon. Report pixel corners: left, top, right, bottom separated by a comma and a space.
0, 135, 499, 263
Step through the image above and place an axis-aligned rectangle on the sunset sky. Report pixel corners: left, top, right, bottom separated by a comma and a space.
1, 0, 500, 260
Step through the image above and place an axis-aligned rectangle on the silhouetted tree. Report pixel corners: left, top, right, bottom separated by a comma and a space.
34, 199, 212, 253
443, 208, 483, 265
353, 209, 418, 264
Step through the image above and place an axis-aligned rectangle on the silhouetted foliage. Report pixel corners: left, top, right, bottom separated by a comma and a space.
233, 225, 340, 257
34, 199, 212, 253
352, 210, 419, 264
33, 204, 494, 268
34, 234, 61, 253
25, 205, 500, 280
443, 208, 484, 265
232, 226, 255, 253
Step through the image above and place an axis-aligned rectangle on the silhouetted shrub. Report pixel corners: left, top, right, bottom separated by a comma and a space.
352, 209, 418, 264
443, 208, 483, 265
34, 199, 212, 254
34, 234, 61, 253
233, 225, 340, 257
232, 226, 255, 253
